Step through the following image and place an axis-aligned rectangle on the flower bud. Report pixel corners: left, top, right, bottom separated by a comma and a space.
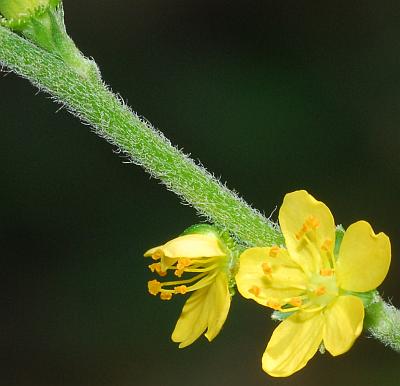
0, 0, 59, 28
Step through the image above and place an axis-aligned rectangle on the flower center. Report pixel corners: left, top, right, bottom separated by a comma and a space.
306, 273, 338, 308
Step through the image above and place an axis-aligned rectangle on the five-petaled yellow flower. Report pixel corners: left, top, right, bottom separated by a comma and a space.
236, 190, 391, 377
145, 227, 232, 348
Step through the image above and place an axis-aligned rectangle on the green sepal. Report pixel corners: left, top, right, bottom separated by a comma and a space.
181, 223, 220, 237
334, 224, 345, 258
181, 223, 241, 296
342, 289, 379, 308
271, 310, 295, 321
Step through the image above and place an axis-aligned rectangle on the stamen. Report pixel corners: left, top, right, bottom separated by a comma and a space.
148, 279, 162, 295
306, 216, 320, 229
160, 272, 207, 287
183, 263, 220, 273
177, 258, 192, 270
320, 268, 334, 277
174, 269, 184, 277
160, 292, 173, 300
295, 223, 309, 240
148, 263, 167, 277
185, 270, 219, 292
262, 262, 272, 275
314, 285, 326, 296
174, 285, 188, 294
190, 257, 220, 264
295, 216, 320, 240
269, 246, 280, 257
266, 299, 281, 311
321, 239, 333, 252
289, 297, 303, 307
248, 285, 261, 297
151, 250, 163, 261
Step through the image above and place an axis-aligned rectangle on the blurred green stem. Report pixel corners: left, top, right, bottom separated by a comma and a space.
365, 297, 400, 352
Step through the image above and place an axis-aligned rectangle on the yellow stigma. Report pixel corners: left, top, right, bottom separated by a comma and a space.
148, 279, 162, 295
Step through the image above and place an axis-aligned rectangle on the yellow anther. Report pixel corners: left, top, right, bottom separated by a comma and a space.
321, 239, 333, 252
160, 292, 173, 300
174, 285, 188, 294
248, 285, 261, 297
320, 268, 334, 277
314, 285, 326, 296
262, 262, 272, 275
289, 297, 302, 307
269, 246, 280, 257
295, 224, 309, 240
296, 216, 320, 240
151, 250, 163, 261
266, 299, 281, 311
174, 269, 184, 277
306, 215, 320, 229
148, 263, 167, 277
177, 257, 192, 270
148, 279, 162, 295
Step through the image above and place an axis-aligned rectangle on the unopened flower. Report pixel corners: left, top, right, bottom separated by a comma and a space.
0, 0, 59, 28
145, 225, 236, 348
236, 190, 391, 377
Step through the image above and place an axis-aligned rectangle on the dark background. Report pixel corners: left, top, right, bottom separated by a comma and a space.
1, 1, 399, 385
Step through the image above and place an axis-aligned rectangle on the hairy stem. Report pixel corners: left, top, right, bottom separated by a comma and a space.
365, 297, 400, 352
0, 25, 283, 247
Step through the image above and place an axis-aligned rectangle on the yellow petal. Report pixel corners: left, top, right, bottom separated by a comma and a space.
323, 295, 364, 356
279, 190, 335, 274
205, 273, 231, 341
160, 234, 225, 258
144, 245, 162, 257
336, 221, 391, 292
171, 286, 210, 348
236, 247, 306, 307
263, 311, 324, 377
171, 273, 230, 348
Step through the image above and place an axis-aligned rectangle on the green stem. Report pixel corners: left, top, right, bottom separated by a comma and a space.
365, 297, 400, 352
0, 25, 283, 247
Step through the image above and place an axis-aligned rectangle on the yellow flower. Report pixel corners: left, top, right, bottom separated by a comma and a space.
236, 190, 391, 377
145, 227, 233, 348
